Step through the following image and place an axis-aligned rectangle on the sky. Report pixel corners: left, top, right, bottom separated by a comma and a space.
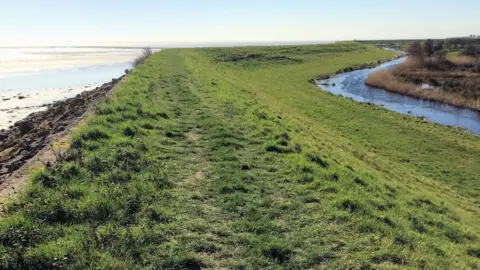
0, 0, 479, 46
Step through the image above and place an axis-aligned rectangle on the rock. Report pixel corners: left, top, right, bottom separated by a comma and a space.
18, 121, 34, 135
0, 75, 123, 179
53, 125, 66, 133
17, 96, 26, 100
0, 167, 10, 175
74, 111, 84, 117
38, 130, 51, 138
30, 140, 45, 150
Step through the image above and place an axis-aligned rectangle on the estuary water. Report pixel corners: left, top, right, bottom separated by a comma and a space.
0, 47, 143, 129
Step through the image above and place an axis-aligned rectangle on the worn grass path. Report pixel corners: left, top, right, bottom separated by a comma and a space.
0, 43, 479, 269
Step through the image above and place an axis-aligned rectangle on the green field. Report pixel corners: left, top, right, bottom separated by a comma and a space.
447, 50, 462, 59
1, 42, 479, 269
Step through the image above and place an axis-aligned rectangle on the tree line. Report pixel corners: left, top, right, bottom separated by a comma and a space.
413, 38, 480, 58
408, 41, 477, 70
444, 36, 480, 51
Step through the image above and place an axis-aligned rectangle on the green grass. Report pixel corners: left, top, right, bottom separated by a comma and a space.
447, 50, 462, 59
1, 42, 479, 269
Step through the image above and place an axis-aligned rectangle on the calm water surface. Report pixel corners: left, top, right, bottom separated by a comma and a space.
0, 47, 143, 129
318, 57, 480, 135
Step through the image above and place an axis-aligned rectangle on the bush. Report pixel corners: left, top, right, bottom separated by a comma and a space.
424, 50, 452, 70
133, 47, 153, 67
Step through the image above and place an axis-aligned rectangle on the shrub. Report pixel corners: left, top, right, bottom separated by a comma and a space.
424, 50, 451, 70
133, 47, 153, 67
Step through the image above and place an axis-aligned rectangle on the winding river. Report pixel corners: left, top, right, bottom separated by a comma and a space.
317, 57, 480, 135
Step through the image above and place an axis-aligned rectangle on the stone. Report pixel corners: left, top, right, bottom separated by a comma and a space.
0, 75, 124, 179
0, 167, 10, 175
54, 125, 66, 133
18, 121, 34, 135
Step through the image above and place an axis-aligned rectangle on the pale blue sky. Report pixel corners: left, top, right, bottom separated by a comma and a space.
1, 0, 479, 46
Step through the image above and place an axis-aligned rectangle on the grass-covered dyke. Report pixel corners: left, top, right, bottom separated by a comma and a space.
1, 42, 479, 269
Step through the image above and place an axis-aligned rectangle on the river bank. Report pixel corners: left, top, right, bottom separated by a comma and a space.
0, 76, 123, 183
311, 53, 405, 83
365, 63, 480, 112
318, 56, 480, 135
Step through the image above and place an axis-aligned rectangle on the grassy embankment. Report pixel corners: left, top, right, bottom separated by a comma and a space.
0, 42, 480, 269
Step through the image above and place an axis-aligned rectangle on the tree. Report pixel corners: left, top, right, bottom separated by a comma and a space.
433, 50, 447, 61
434, 41, 444, 52
444, 40, 452, 50
408, 41, 425, 66
423, 39, 435, 56
463, 44, 479, 57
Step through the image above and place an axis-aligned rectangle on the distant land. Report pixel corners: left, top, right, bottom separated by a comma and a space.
0, 40, 334, 49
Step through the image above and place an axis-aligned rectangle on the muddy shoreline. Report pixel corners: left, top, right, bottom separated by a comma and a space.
0, 76, 124, 183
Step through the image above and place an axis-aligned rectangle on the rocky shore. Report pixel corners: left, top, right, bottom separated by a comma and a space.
0, 76, 124, 183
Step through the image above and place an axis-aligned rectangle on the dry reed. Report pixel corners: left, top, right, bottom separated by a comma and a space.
365, 68, 480, 111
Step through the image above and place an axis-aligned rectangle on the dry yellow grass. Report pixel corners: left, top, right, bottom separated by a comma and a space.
449, 56, 475, 66
366, 68, 480, 111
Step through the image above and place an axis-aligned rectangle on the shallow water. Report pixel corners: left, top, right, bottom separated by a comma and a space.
0, 47, 143, 129
318, 57, 480, 135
